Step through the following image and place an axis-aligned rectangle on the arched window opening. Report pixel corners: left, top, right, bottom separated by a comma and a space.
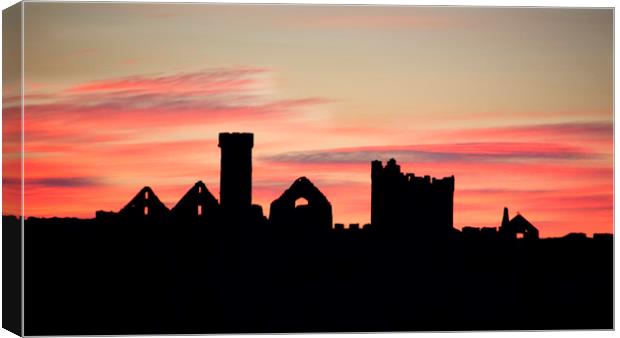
145, 191, 149, 199
197, 205, 202, 216
144, 206, 149, 216
295, 197, 309, 208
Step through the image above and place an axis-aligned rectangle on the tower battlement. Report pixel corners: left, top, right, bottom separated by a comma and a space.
218, 132, 254, 149
371, 158, 454, 237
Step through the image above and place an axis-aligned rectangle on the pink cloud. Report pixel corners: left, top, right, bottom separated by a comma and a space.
68, 67, 268, 94
438, 122, 612, 143
23, 68, 328, 149
264, 142, 598, 164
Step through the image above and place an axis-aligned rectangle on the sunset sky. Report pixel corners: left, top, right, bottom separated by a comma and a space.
5, 3, 613, 237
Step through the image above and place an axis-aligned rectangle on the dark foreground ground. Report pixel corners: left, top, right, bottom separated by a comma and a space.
13, 216, 613, 335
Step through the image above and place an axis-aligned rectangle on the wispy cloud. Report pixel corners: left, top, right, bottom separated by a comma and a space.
24, 67, 329, 143
264, 142, 596, 164
28, 177, 104, 188
440, 122, 613, 142
6, 176, 103, 188
67, 67, 268, 95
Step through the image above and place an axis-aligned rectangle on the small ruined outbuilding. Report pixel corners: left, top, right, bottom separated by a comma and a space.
499, 207, 539, 239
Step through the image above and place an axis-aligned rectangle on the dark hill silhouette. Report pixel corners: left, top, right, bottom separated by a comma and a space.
15, 132, 613, 335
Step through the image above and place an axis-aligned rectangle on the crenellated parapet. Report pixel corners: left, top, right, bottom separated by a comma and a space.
371, 158, 454, 238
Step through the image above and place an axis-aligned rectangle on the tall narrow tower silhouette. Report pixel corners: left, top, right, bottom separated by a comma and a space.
218, 132, 253, 210
501, 207, 510, 227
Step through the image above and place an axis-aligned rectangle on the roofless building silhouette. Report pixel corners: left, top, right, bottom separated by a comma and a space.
269, 177, 333, 233
499, 207, 539, 239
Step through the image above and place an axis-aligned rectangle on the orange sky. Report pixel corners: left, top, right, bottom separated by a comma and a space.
4, 4, 613, 237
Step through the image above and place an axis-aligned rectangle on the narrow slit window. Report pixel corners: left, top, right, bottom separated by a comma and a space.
198, 186, 202, 193
145, 191, 149, 199
144, 206, 149, 215
197, 205, 202, 216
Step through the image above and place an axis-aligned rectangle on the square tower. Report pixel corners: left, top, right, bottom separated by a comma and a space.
218, 132, 254, 210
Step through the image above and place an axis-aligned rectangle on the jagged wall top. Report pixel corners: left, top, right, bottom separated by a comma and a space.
372, 158, 454, 190
218, 132, 254, 148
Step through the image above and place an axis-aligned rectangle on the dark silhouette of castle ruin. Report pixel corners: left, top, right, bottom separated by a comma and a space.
106, 132, 537, 241
19, 131, 613, 335
103, 132, 507, 239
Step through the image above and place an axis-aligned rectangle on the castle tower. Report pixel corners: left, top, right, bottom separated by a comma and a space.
370, 160, 384, 227
218, 132, 253, 210
370, 158, 455, 237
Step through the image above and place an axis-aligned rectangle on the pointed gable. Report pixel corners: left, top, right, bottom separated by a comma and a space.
500, 211, 539, 239
510, 214, 534, 229
171, 181, 219, 219
119, 186, 170, 219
